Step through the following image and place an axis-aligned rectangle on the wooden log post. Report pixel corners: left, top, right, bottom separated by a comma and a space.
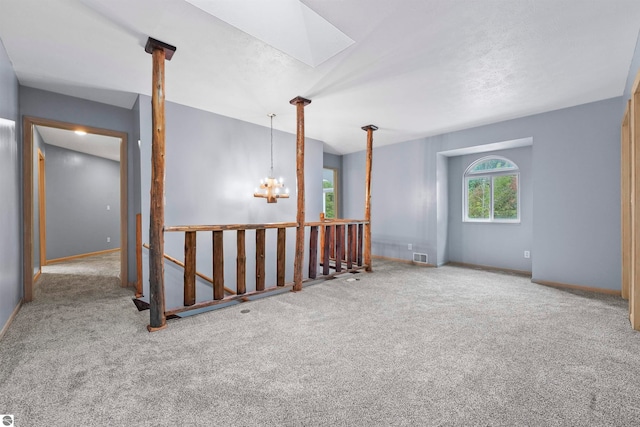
145, 37, 176, 332
362, 125, 378, 272
184, 231, 196, 306
290, 96, 311, 291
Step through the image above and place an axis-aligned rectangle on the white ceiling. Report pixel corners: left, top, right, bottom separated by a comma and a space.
35, 125, 121, 162
2, 0, 640, 155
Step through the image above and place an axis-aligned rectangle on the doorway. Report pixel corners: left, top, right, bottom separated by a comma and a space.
323, 167, 338, 219
23, 117, 128, 302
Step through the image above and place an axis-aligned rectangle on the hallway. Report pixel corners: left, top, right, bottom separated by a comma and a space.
35, 251, 124, 302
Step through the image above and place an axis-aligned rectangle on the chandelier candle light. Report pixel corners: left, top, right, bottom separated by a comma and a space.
254, 113, 290, 203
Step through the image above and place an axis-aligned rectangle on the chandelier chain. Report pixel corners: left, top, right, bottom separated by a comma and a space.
270, 113, 274, 177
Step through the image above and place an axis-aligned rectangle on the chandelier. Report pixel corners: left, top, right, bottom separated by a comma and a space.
254, 113, 289, 203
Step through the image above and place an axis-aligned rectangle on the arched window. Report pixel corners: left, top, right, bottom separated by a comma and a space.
464, 156, 520, 222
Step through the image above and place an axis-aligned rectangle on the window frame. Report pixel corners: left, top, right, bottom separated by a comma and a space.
463, 156, 520, 223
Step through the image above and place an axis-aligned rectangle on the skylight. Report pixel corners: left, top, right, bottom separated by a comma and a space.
184, 0, 354, 67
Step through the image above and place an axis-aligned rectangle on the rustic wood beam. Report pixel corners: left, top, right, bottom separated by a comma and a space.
362, 124, 378, 272
146, 37, 176, 332
290, 96, 311, 291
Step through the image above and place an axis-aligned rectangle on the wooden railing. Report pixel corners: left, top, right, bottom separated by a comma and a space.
308, 217, 366, 277
142, 243, 236, 296
159, 219, 368, 317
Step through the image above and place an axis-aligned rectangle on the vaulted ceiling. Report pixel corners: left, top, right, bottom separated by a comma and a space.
1, 0, 639, 154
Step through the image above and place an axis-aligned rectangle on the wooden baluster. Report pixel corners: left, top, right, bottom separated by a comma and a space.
184, 231, 196, 306
213, 231, 224, 300
309, 226, 318, 279
277, 228, 286, 286
319, 213, 325, 265
347, 224, 355, 269
323, 225, 331, 276
362, 125, 377, 272
329, 225, 335, 261
145, 37, 176, 332
342, 224, 347, 263
135, 213, 143, 297
256, 229, 266, 291
237, 230, 246, 295
335, 225, 344, 272
357, 223, 364, 266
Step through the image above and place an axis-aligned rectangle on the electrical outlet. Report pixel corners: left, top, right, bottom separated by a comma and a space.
107, 237, 111, 243
524, 250, 530, 259
408, 243, 412, 250
107, 205, 110, 210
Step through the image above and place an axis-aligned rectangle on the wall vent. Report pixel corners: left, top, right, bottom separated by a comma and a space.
413, 253, 428, 264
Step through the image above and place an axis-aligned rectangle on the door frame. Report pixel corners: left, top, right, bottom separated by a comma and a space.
37, 148, 46, 271
625, 71, 640, 330
23, 116, 128, 301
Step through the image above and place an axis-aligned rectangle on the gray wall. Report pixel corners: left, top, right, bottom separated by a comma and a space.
344, 137, 436, 261
623, 30, 640, 109
323, 152, 343, 218
19, 87, 138, 283
436, 154, 448, 266
344, 97, 622, 291
0, 39, 21, 333
32, 128, 45, 273
447, 146, 533, 272
44, 143, 120, 260
137, 96, 324, 306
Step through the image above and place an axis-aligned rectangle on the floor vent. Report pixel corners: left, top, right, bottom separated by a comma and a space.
413, 253, 428, 264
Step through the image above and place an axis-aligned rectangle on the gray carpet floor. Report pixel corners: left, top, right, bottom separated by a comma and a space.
1, 255, 640, 426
